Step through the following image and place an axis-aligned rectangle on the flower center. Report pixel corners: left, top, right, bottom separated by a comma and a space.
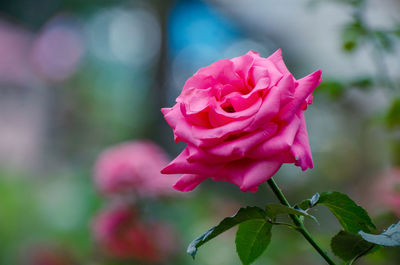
222, 105, 235, 113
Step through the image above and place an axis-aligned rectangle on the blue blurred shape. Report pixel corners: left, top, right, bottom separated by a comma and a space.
168, 0, 239, 54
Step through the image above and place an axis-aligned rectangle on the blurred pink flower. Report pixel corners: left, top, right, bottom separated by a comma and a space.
92, 204, 178, 263
30, 15, 84, 82
374, 168, 400, 217
0, 20, 34, 86
94, 140, 179, 198
162, 49, 321, 192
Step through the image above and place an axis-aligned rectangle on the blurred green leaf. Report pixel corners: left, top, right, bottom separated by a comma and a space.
341, 21, 366, 52
394, 24, 400, 38
265, 204, 318, 223
385, 98, 400, 129
187, 206, 266, 258
316, 80, 345, 99
349, 77, 374, 90
331, 230, 374, 261
359, 221, 400, 246
318, 192, 376, 233
374, 30, 394, 52
235, 219, 272, 265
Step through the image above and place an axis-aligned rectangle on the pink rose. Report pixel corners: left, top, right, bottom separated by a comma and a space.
94, 140, 179, 198
92, 204, 178, 262
161, 50, 322, 192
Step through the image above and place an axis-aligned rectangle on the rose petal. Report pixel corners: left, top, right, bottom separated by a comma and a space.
186, 144, 237, 164
290, 111, 313, 170
247, 115, 301, 159
197, 59, 244, 88
192, 117, 256, 147
224, 90, 259, 112
212, 159, 282, 192
219, 84, 247, 99
178, 75, 217, 97
164, 103, 259, 147
279, 70, 322, 122
173, 174, 209, 192
276, 74, 295, 106
265, 49, 291, 76
161, 147, 222, 175
181, 86, 212, 114
162, 104, 201, 145
247, 85, 281, 131
207, 123, 278, 158
208, 96, 262, 128
231, 53, 255, 84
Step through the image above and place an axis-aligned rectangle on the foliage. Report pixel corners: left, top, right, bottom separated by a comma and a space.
235, 220, 272, 265
330, 230, 373, 262
190, 190, 399, 264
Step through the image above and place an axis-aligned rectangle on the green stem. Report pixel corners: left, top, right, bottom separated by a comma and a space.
267, 178, 337, 265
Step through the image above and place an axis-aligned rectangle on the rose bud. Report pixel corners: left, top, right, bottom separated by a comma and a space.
92, 204, 178, 263
94, 140, 179, 198
162, 50, 322, 192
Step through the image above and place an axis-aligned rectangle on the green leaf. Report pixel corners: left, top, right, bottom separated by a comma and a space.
265, 203, 318, 223
235, 219, 272, 265
296, 193, 320, 211
318, 191, 375, 233
187, 207, 266, 258
331, 230, 374, 261
359, 221, 400, 246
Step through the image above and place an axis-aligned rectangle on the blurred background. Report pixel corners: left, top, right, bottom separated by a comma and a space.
0, 0, 399, 264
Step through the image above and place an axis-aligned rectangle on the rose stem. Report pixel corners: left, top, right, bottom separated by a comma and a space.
266, 178, 337, 265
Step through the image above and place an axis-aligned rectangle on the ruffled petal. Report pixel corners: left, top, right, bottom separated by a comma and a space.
162, 104, 201, 145
213, 159, 282, 192
191, 117, 256, 147
186, 144, 241, 164
173, 174, 209, 192
265, 49, 291, 76
279, 70, 322, 122
290, 111, 313, 170
276, 74, 295, 106
231, 53, 255, 85
208, 97, 262, 127
247, 115, 301, 159
197, 59, 244, 88
207, 123, 278, 158
179, 75, 217, 97
161, 148, 222, 175
247, 85, 281, 131
180, 86, 212, 114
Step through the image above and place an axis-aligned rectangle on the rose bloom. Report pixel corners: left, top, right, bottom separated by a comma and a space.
162, 50, 321, 192
92, 204, 177, 263
94, 140, 179, 198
